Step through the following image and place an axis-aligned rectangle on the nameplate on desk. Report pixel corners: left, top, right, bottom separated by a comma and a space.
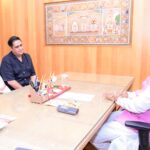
57, 105, 79, 115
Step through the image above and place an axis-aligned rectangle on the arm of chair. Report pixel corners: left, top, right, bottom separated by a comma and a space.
125, 121, 150, 150
125, 121, 150, 131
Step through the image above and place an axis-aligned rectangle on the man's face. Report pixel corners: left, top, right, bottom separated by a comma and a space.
11, 40, 24, 57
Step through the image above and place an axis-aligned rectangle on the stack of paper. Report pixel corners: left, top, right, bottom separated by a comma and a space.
0, 114, 16, 130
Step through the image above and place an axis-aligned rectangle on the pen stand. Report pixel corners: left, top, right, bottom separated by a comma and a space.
28, 86, 49, 104
28, 85, 71, 104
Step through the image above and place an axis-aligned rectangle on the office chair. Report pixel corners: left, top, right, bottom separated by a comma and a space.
125, 121, 150, 150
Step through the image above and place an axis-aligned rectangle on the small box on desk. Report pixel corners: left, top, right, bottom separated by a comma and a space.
28, 86, 49, 104
57, 105, 79, 115
28, 85, 71, 104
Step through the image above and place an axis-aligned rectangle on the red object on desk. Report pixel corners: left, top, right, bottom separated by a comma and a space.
29, 85, 71, 104
48, 85, 71, 100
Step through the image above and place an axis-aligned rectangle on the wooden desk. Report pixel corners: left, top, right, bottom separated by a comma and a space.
66, 72, 134, 90
0, 73, 134, 150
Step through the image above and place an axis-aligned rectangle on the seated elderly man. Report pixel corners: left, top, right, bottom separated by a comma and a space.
91, 76, 150, 150
0, 76, 10, 94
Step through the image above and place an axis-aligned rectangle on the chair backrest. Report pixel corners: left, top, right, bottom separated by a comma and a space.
125, 121, 150, 150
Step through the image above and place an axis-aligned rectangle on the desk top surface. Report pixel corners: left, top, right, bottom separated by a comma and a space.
0, 73, 134, 150
66, 72, 134, 90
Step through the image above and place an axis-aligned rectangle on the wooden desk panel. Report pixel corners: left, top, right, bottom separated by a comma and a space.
0, 73, 134, 150
66, 72, 134, 90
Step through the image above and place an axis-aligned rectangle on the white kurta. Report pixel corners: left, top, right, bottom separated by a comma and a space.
91, 87, 150, 150
0, 76, 10, 93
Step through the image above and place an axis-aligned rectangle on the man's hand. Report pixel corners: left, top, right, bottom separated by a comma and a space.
104, 90, 128, 101
7, 80, 22, 89
119, 91, 128, 98
104, 93, 118, 101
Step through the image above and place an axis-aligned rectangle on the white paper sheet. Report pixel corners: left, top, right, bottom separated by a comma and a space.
0, 120, 8, 130
0, 114, 16, 123
58, 92, 95, 102
44, 99, 65, 107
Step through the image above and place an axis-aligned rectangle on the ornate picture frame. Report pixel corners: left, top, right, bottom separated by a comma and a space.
45, 0, 132, 45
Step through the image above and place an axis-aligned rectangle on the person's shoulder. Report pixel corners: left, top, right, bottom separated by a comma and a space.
23, 53, 32, 61
1, 52, 12, 63
23, 53, 31, 58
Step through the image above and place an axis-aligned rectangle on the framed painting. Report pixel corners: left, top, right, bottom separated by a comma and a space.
45, 0, 132, 45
